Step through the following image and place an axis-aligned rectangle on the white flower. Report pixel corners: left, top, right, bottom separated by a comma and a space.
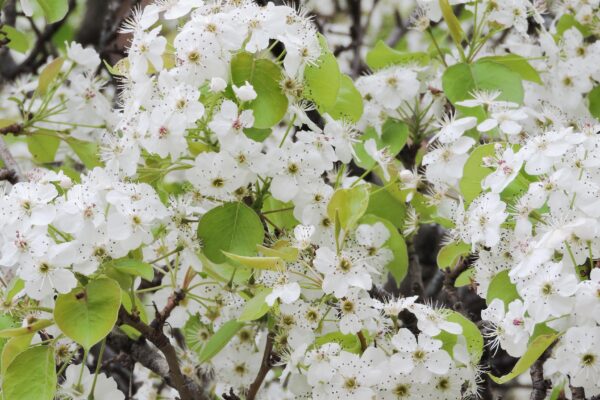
233, 81, 257, 102
66, 42, 101, 71
60, 364, 124, 400
466, 192, 508, 248
210, 77, 227, 93
389, 328, 452, 382
266, 281, 301, 306
208, 100, 254, 139
313, 246, 373, 298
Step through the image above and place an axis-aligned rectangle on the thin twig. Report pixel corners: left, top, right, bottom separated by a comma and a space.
246, 332, 275, 400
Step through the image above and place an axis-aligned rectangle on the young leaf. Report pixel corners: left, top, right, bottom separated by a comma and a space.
478, 55, 542, 84
1, 334, 33, 374
588, 86, 600, 119
3, 346, 56, 400
359, 214, 409, 285
327, 185, 370, 230
66, 137, 102, 169
0, 26, 30, 53
455, 267, 475, 287
37, 0, 69, 23
54, 277, 121, 349
315, 331, 363, 354
0, 319, 54, 338
486, 270, 520, 308
439, 0, 465, 50
436, 310, 484, 360
197, 320, 244, 362
442, 61, 524, 107
325, 74, 364, 123
366, 40, 430, 70
106, 258, 154, 281
459, 143, 496, 204
197, 202, 265, 264
26, 132, 60, 164
238, 287, 272, 322
257, 243, 299, 262
222, 252, 285, 271
490, 333, 560, 384
231, 52, 288, 129
366, 184, 406, 229
304, 34, 341, 110
37, 57, 65, 95
354, 119, 409, 169
437, 241, 471, 270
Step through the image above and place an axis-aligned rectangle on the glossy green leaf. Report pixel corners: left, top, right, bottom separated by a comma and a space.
0, 26, 29, 53
455, 267, 475, 287
54, 277, 121, 349
459, 143, 496, 204
442, 61, 524, 107
27, 132, 60, 164
436, 310, 484, 360
38, 0, 69, 23
304, 34, 341, 110
66, 137, 102, 169
437, 241, 470, 270
327, 185, 370, 230
1, 334, 32, 374
366, 184, 406, 229
354, 119, 409, 169
478, 55, 542, 84
197, 320, 244, 362
231, 52, 288, 129
106, 258, 154, 282
486, 270, 520, 308
490, 333, 560, 384
3, 346, 56, 400
197, 202, 265, 264
588, 86, 600, 119
366, 40, 430, 70
238, 287, 272, 322
37, 57, 65, 95
360, 214, 408, 285
325, 74, 363, 122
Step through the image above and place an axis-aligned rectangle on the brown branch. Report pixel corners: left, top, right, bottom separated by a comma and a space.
571, 385, 586, 400
0, 136, 24, 182
0, 123, 22, 136
529, 357, 548, 400
150, 289, 185, 330
118, 307, 204, 400
0, 168, 17, 184
246, 332, 275, 400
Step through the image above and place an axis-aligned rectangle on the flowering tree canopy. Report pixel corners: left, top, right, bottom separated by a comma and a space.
0, 0, 600, 399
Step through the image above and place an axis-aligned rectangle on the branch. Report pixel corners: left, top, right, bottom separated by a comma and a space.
245, 332, 275, 400
150, 289, 185, 330
117, 307, 205, 400
529, 357, 548, 400
0, 137, 24, 182
571, 385, 586, 400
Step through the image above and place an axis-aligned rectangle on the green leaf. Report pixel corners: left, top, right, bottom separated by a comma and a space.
3, 346, 56, 400
478, 55, 542, 84
54, 277, 121, 349
359, 214, 408, 285
1, 334, 32, 374
37, 57, 64, 95
197, 320, 244, 362
37, 0, 69, 23
262, 196, 298, 230
455, 267, 475, 287
106, 258, 154, 281
325, 74, 363, 122
439, 0, 465, 49
257, 242, 299, 262
486, 270, 520, 308
436, 310, 484, 360
231, 52, 288, 129
26, 132, 60, 164
315, 331, 363, 354
238, 287, 272, 322
0, 26, 29, 53
366, 184, 406, 229
66, 137, 102, 169
366, 40, 430, 70
354, 119, 409, 169
588, 86, 600, 119
0, 319, 54, 338
459, 143, 496, 204
490, 333, 560, 384
243, 127, 271, 142
198, 202, 265, 264
327, 185, 370, 230
222, 252, 285, 271
442, 61, 524, 108
437, 241, 470, 270
555, 14, 591, 38
304, 34, 341, 110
